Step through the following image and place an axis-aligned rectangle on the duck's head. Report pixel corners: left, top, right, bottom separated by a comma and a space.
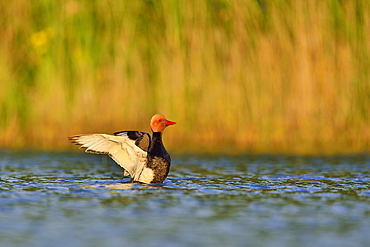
150, 114, 176, 132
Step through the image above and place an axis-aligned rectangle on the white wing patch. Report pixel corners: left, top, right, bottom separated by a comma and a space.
69, 134, 148, 182
138, 168, 155, 184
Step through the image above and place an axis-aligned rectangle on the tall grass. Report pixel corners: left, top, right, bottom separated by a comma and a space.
0, 0, 369, 153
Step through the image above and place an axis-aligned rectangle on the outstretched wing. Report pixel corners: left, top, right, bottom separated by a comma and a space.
69, 134, 147, 181
114, 131, 152, 152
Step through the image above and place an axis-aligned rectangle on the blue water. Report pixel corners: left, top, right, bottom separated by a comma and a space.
0, 151, 369, 247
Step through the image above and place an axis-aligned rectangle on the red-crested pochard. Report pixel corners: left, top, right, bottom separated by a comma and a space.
69, 114, 176, 184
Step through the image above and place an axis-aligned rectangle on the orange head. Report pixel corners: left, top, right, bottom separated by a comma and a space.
150, 114, 176, 132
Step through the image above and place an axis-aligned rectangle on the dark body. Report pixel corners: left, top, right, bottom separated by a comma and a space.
114, 131, 171, 183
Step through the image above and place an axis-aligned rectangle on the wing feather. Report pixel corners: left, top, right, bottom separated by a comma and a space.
69, 134, 147, 181
114, 131, 151, 152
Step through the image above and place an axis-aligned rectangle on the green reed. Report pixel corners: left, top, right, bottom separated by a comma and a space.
0, 0, 369, 153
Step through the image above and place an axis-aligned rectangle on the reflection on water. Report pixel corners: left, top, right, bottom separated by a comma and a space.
0, 151, 369, 247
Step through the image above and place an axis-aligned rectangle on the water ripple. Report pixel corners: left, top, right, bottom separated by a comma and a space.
0, 151, 369, 247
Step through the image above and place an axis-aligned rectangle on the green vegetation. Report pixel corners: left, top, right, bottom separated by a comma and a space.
0, 0, 369, 154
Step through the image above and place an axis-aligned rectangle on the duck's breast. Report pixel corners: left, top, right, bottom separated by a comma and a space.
146, 154, 171, 183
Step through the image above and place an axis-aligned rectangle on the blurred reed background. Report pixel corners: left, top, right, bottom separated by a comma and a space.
0, 0, 369, 154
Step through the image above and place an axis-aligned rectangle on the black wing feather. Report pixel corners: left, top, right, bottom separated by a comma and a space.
114, 131, 152, 152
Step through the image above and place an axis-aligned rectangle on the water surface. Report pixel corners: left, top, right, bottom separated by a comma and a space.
0, 151, 369, 247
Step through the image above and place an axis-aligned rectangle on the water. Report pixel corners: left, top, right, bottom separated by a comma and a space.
0, 151, 369, 247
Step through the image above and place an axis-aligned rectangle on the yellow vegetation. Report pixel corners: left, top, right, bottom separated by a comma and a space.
0, 1, 369, 154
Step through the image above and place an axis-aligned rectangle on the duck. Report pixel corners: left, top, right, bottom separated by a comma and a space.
68, 114, 176, 184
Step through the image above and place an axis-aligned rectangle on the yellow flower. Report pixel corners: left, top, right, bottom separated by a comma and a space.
30, 28, 54, 54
